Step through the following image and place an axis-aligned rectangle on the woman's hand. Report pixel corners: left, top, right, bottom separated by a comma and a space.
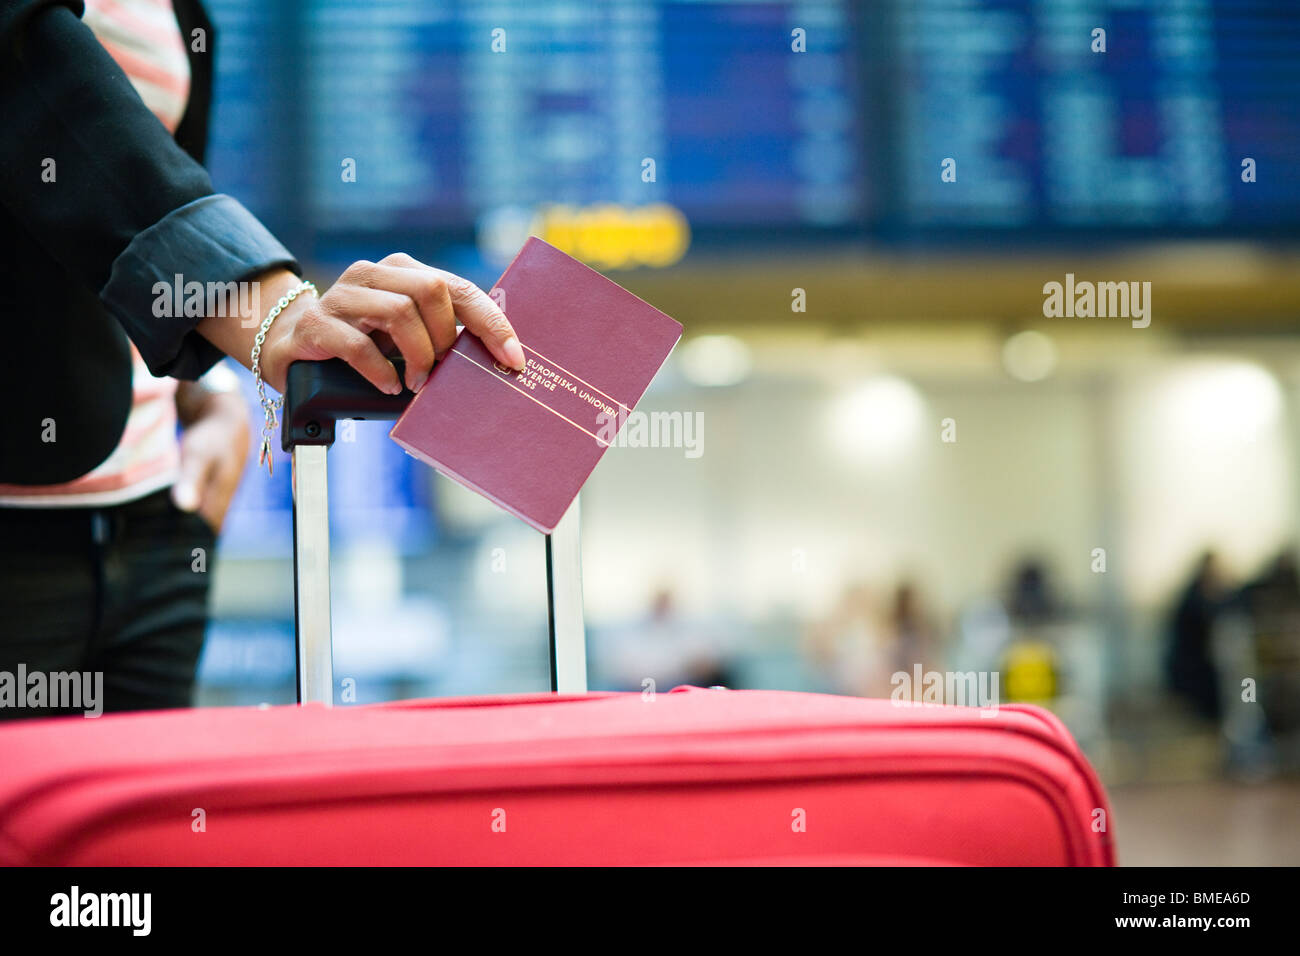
171, 383, 250, 533
197, 254, 526, 395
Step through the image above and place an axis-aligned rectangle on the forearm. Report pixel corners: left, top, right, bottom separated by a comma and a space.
3, 4, 297, 380
194, 266, 309, 384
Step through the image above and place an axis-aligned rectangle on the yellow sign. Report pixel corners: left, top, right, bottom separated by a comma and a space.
535, 203, 690, 270
1003, 641, 1059, 702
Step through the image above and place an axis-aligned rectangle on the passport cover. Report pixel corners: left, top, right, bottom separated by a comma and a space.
389, 238, 683, 533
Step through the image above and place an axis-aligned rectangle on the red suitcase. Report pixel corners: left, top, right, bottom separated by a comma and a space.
0, 687, 1114, 866
0, 362, 1115, 866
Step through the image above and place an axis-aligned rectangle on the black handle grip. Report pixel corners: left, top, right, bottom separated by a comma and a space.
281, 358, 416, 451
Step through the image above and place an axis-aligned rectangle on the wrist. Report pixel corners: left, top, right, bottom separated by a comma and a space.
256, 291, 314, 393
176, 377, 247, 427
199, 389, 249, 428
195, 266, 306, 383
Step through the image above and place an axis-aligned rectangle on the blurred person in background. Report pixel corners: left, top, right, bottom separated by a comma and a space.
0, 0, 525, 716
951, 558, 1064, 675
888, 580, 941, 676
807, 580, 943, 699
806, 581, 894, 698
1008, 558, 1062, 626
1235, 550, 1300, 752
1237, 551, 1300, 624
599, 586, 734, 692
949, 558, 1068, 707
1164, 550, 1228, 723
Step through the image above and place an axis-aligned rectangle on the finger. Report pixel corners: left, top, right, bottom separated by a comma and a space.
362, 263, 459, 380
200, 464, 240, 533
326, 282, 434, 391
172, 444, 214, 513
439, 270, 526, 371
307, 306, 403, 394
381, 256, 524, 371
198, 499, 223, 534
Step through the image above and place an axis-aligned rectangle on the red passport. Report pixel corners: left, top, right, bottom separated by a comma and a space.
390, 238, 683, 533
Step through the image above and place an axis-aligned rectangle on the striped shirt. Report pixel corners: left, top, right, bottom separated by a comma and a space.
0, 0, 191, 507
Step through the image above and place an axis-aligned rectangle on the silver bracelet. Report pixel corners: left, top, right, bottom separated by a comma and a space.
251, 279, 318, 475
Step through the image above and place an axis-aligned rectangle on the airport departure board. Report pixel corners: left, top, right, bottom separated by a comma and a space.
894, 0, 1300, 232
299, 0, 865, 233
202, 0, 1300, 251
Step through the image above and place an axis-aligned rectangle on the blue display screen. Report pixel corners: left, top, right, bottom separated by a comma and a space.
893, 0, 1300, 233
203, 0, 1299, 253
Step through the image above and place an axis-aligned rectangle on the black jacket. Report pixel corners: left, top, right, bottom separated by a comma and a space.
0, 0, 298, 484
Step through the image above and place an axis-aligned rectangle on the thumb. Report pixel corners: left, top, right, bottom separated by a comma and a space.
172, 443, 212, 512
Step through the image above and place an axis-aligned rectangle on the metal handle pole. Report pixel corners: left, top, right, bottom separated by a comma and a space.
546, 496, 588, 693
292, 444, 333, 705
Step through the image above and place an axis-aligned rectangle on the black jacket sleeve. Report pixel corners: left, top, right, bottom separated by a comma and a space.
0, 0, 299, 378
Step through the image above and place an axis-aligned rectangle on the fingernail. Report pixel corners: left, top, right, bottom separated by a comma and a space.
504, 336, 526, 371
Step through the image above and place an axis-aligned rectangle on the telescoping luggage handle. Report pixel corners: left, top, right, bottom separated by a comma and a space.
281, 359, 589, 705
